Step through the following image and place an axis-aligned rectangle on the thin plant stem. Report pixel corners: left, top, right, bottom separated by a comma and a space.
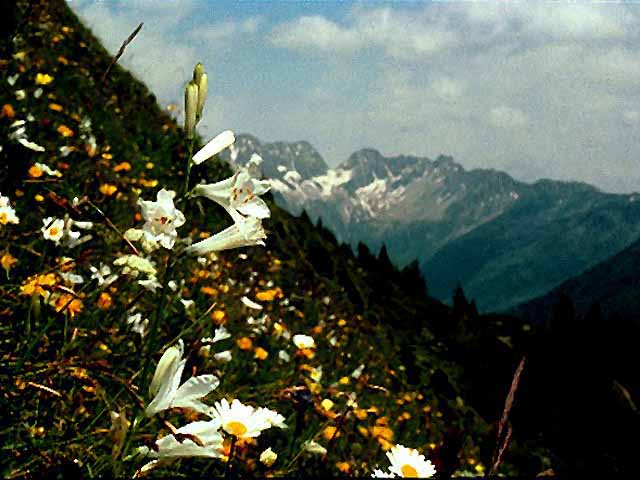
224, 435, 238, 479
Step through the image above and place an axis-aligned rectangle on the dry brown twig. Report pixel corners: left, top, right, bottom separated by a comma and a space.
101, 22, 143, 83
490, 355, 526, 475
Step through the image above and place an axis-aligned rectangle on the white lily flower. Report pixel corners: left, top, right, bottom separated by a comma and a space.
185, 216, 266, 255
0, 193, 20, 226
137, 189, 185, 250
137, 419, 224, 460
191, 130, 235, 165
192, 158, 271, 222
146, 339, 220, 417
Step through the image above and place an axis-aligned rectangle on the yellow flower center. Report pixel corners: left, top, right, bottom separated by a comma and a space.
49, 227, 59, 237
0, 212, 7, 224
226, 421, 247, 437
401, 464, 418, 478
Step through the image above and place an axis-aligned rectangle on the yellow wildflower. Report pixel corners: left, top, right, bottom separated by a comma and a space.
20, 273, 57, 297
99, 184, 117, 196
211, 309, 226, 324
49, 103, 63, 112
35, 73, 53, 85
336, 462, 350, 474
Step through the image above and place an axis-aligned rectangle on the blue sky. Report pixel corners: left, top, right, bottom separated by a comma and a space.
70, 0, 640, 193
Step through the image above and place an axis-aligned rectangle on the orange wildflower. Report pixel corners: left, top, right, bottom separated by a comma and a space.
113, 162, 131, 172
49, 103, 63, 112
1, 253, 17, 272
57, 125, 74, 137
28, 165, 43, 178
97, 292, 112, 310
254, 347, 268, 360
237, 337, 253, 350
1, 104, 15, 119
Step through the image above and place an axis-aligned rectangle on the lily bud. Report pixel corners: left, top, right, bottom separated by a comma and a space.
196, 72, 208, 122
193, 62, 204, 86
184, 81, 198, 139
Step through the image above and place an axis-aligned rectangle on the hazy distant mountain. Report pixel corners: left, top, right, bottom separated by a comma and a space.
222, 134, 640, 312
510, 235, 640, 326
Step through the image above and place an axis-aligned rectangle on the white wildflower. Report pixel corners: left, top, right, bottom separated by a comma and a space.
293, 334, 315, 350
185, 216, 266, 255
137, 419, 223, 461
191, 130, 235, 165
0, 193, 20, 226
192, 156, 270, 222
146, 339, 220, 417
137, 188, 185, 250
259, 447, 278, 467
241, 296, 263, 310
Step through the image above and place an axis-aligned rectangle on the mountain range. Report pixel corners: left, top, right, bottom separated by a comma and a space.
221, 134, 640, 312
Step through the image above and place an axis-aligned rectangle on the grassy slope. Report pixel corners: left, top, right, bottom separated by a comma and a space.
0, 1, 522, 478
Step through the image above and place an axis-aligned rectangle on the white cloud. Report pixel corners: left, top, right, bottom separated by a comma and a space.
487, 106, 528, 129
270, 16, 361, 52
269, 7, 457, 60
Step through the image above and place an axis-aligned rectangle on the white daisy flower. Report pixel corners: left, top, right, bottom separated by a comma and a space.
137, 188, 185, 250
210, 399, 275, 439
145, 340, 220, 417
41, 217, 65, 243
0, 193, 20, 226
371, 468, 396, 478
255, 407, 287, 429
185, 216, 266, 255
386, 444, 436, 478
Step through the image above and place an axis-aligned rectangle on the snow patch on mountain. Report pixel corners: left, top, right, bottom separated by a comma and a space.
312, 168, 353, 196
